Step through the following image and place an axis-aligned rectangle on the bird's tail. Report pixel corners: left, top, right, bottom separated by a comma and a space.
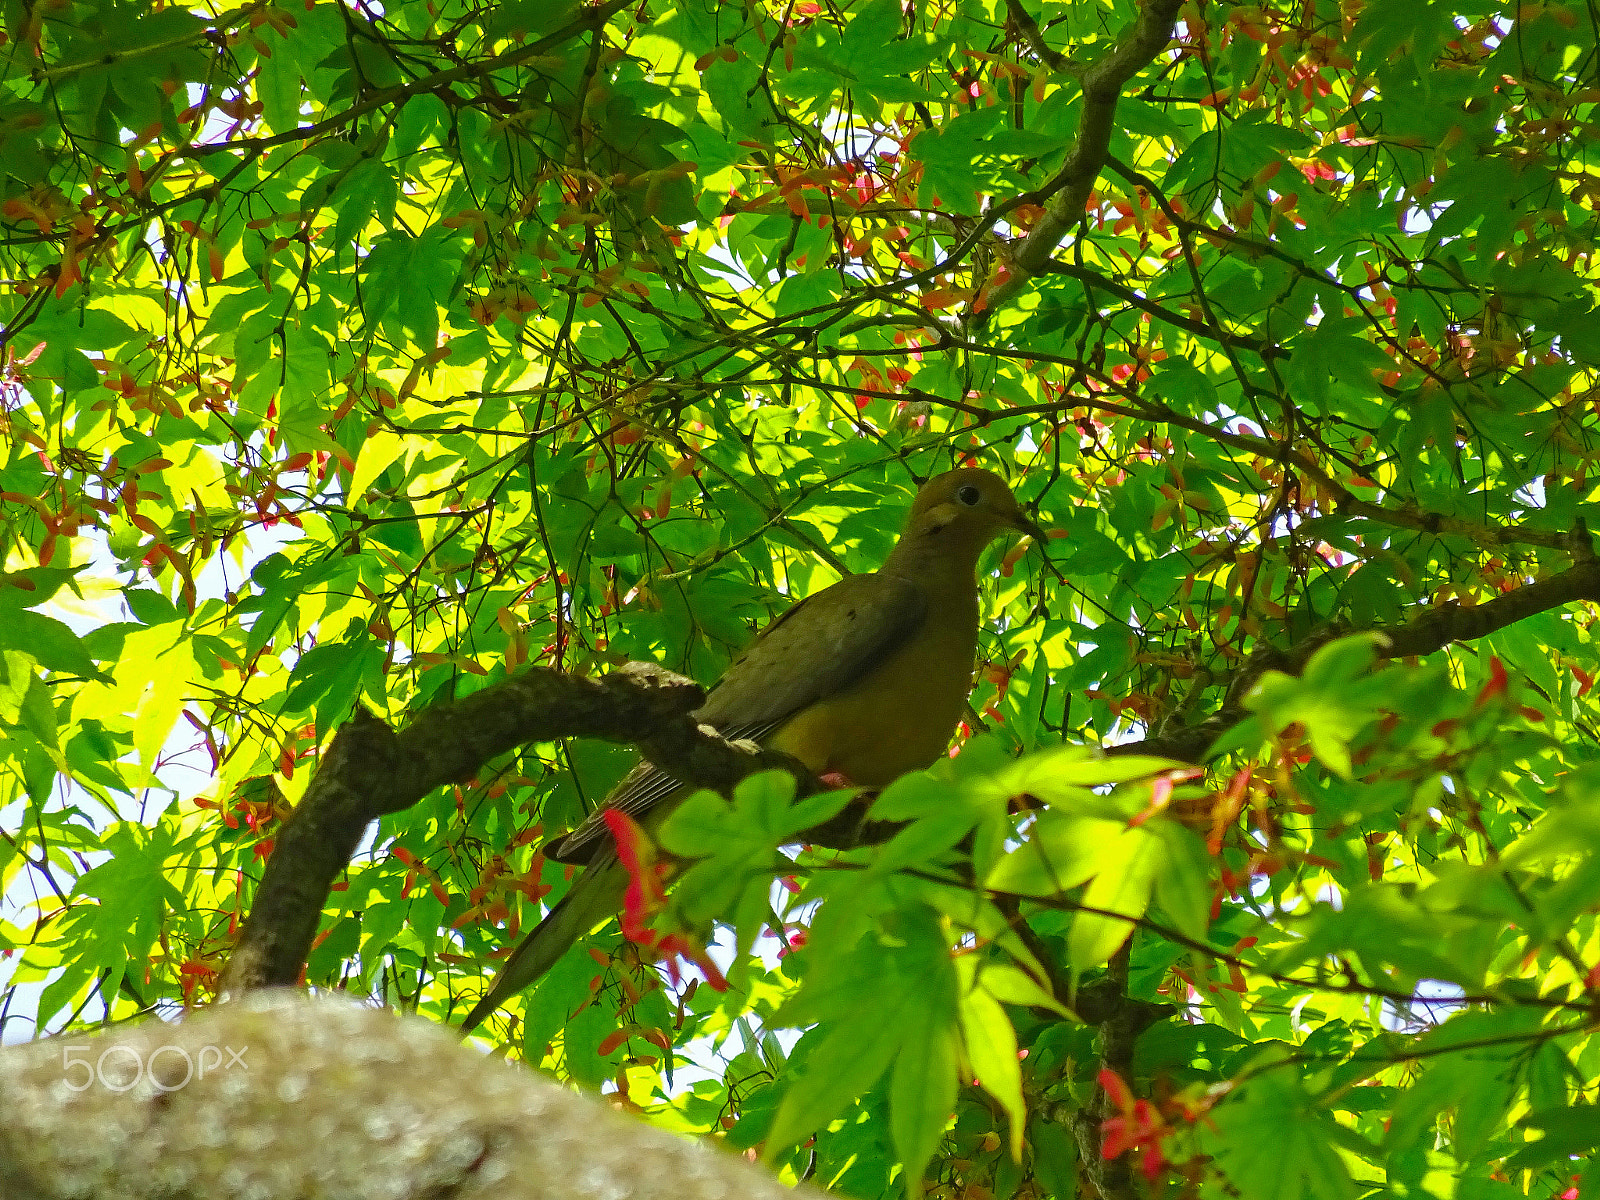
458, 854, 629, 1036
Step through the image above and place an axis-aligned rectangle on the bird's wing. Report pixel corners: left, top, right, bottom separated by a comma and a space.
696, 570, 927, 729
554, 571, 926, 860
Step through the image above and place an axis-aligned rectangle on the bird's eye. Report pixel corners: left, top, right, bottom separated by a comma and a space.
956, 485, 981, 507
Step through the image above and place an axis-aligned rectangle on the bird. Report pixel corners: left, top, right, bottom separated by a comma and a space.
458, 467, 1043, 1034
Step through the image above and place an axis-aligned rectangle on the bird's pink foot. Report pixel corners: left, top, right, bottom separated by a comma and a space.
818, 770, 857, 789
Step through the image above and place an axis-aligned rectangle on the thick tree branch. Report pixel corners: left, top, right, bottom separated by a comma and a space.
1120, 554, 1600, 762
221, 546, 1600, 996
1071, 943, 1140, 1200
1, 995, 818, 1200
219, 663, 821, 994
985, 0, 1184, 314
1005, 0, 1074, 72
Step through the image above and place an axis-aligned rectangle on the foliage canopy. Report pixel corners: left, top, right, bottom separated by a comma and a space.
4, 0, 1600, 1198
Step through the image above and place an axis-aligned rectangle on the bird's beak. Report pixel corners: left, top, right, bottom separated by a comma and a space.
1010, 511, 1048, 541
1009, 511, 1065, 581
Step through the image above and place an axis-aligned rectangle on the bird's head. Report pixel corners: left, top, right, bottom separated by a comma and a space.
893, 467, 1046, 571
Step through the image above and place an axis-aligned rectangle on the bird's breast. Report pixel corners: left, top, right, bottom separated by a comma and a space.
766, 604, 979, 786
